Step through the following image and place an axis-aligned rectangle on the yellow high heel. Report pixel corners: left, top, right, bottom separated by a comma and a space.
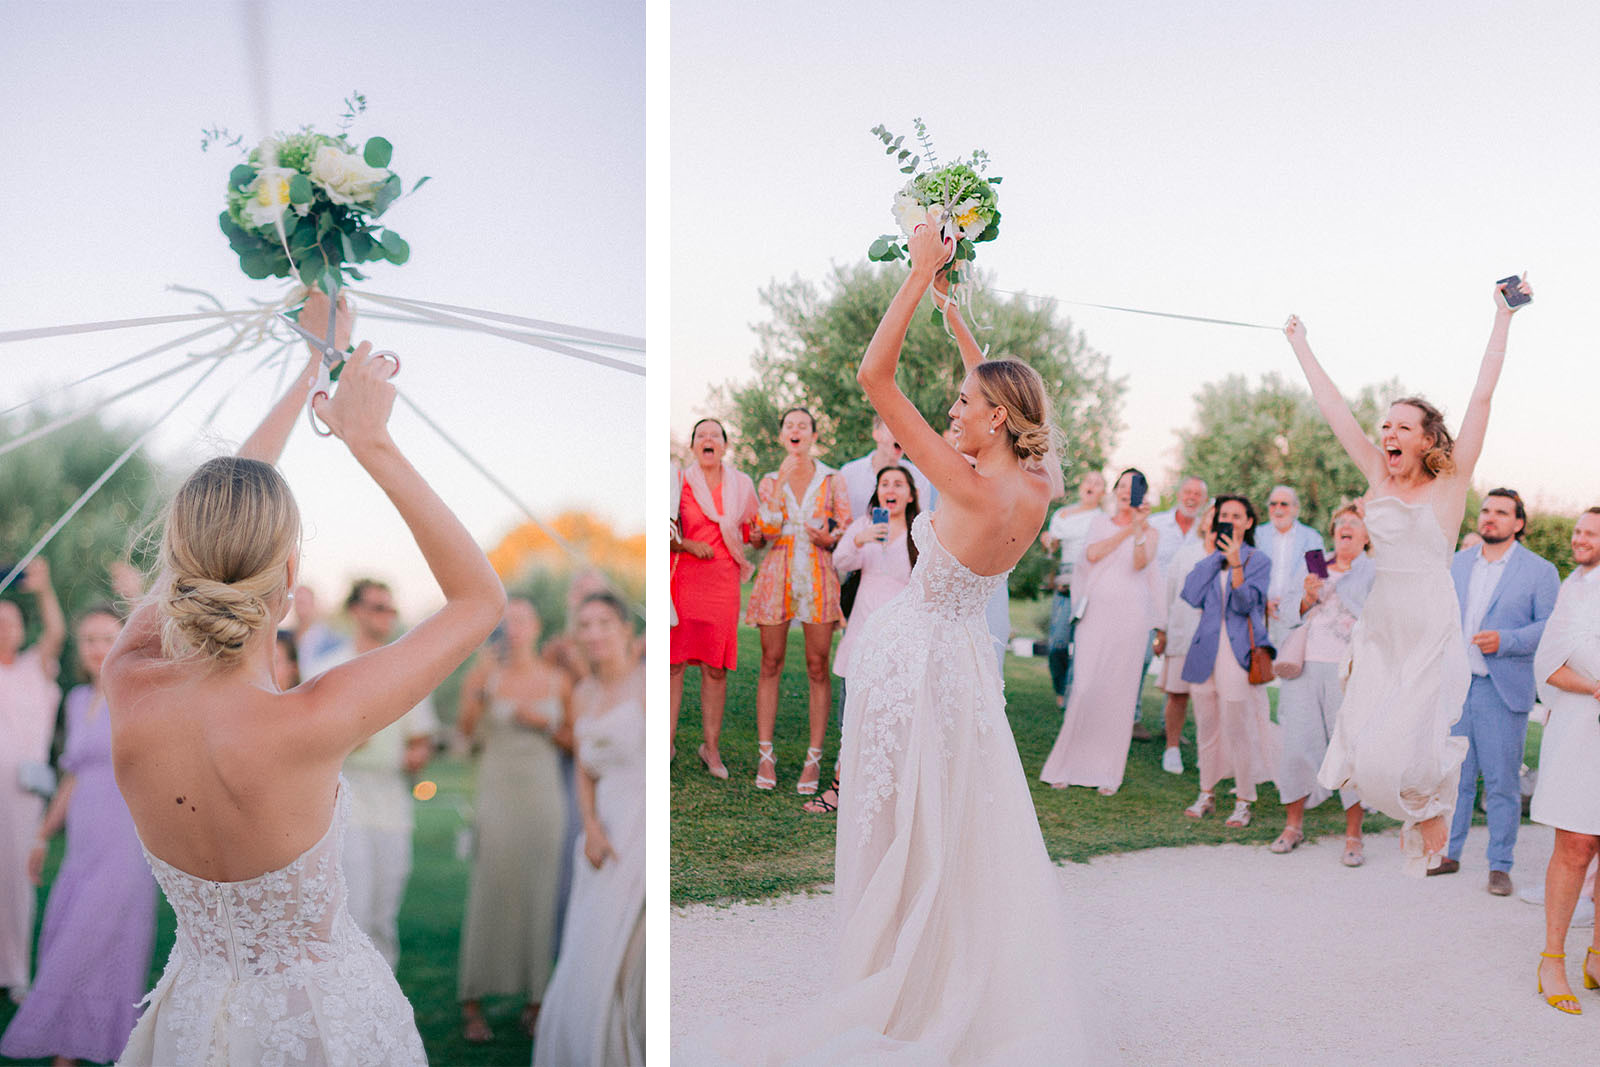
1539, 952, 1582, 1015
1584, 946, 1600, 991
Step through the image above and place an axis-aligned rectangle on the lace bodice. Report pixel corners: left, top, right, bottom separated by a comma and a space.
124, 776, 426, 1065
904, 512, 1011, 621
142, 784, 355, 980
1365, 495, 1452, 574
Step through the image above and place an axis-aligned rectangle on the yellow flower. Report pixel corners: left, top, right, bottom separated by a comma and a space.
242, 166, 296, 230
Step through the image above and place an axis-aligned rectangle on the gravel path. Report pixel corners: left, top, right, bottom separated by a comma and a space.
671, 823, 1596, 1063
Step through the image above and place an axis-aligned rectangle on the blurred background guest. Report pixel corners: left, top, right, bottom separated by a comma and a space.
1, 603, 156, 1064
273, 629, 301, 691
670, 418, 757, 779
1040, 471, 1106, 709
746, 407, 850, 795
1257, 485, 1326, 646
1040, 468, 1162, 795
1270, 505, 1375, 862
456, 598, 571, 1044
0, 559, 63, 1003
1153, 500, 1213, 774
1143, 475, 1208, 735
300, 578, 439, 969
805, 465, 920, 815
839, 413, 932, 519
534, 592, 645, 1066
1179, 495, 1278, 828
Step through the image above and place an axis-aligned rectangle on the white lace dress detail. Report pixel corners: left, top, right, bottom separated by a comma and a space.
118, 779, 426, 1066
848, 512, 1010, 841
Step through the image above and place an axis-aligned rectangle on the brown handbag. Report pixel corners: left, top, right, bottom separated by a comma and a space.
1245, 615, 1275, 686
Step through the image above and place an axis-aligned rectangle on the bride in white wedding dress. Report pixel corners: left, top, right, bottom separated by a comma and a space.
106, 291, 505, 1065
699, 219, 1111, 1065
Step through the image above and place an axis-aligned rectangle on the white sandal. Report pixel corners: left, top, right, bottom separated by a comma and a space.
797, 747, 823, 795
1184, 791, 1215, 819
754, 741, 777, 790
1225, 801, 1252, 828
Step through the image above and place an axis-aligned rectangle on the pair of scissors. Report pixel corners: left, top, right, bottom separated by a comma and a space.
276, 307, 401, 437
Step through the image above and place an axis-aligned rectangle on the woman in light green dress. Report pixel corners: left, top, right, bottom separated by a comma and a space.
458, 598, 572, 1044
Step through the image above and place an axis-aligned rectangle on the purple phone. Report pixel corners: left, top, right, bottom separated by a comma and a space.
1496, 275, 1531, 309
1305, 549, 1329, 579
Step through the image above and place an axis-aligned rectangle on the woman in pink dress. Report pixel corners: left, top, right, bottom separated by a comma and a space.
1040, 468, 1162, 795
670, 417, 757, 778
802, 463, 920, 815
745, 407, 851, 794
1, 605, 157, 1064
0, 557, 64, 1002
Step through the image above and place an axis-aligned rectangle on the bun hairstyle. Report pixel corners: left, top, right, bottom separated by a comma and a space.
1392, 395, 1456, 478
157, 457, 300, 665
970, 359, 1056, 462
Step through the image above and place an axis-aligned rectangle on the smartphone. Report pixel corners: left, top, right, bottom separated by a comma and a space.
871, 507, 889, 525
1214, 521, 1234, 547
1496, 275, 1531, 309
1129, 471, 1148, 509
1305, 549, 1329, 579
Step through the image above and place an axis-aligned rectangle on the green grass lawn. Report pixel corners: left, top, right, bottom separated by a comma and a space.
672, 614, 1545, 905
0, 756, 540, 1066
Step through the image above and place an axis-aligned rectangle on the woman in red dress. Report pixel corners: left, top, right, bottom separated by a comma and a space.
671, 418, 757, 778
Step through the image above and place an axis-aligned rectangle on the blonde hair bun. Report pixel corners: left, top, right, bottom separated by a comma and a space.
971, 358, 1056, 462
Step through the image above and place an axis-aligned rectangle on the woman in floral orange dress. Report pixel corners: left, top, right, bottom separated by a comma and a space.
746, 406, 851, 794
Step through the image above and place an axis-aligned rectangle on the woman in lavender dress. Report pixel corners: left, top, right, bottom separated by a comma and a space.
0, 605, 157, 1065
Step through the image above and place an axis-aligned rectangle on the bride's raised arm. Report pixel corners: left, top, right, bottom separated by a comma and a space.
1452, 275, 1531, 479
238, 288, 350, 464
857, 220, 983, 505
1283, 314, 1385, 484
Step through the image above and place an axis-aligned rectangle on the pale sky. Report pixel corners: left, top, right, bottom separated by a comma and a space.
672, 1, 1599, 513
1, 1, 643, 616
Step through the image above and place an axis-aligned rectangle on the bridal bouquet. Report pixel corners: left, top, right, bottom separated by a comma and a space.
206, 95, 427, 293
866, 118, 1001, 279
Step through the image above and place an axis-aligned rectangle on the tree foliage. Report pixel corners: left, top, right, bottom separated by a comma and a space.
1175, 372, 1404, 534
0, 407, 164, 671
708, 262, 1126, 486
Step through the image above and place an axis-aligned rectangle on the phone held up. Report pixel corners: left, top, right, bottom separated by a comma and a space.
1496, 274, 1531, 309
1128, 471, 1148, 510
1305, 549, 1330, 579
871, 506, 889, 525
1214, 521, 1234, 548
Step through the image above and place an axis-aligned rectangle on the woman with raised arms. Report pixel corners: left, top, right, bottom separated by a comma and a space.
1282, 276, 1531, 874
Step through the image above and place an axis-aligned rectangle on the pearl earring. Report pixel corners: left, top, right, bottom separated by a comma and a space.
989, 426, 997, 435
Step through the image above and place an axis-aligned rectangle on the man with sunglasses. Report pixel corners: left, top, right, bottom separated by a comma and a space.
299, 579, 440, 967
1256, 486, 1326, 647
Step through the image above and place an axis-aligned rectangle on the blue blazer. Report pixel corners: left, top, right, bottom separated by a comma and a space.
1450, 542, 1560, 712
1179, 544, 1272, 684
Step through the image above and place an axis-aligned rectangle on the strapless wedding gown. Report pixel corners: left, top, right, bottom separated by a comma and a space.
695, 512, 1109, 1064
118, 779, 426, 1066
1318, 495, 1470, 875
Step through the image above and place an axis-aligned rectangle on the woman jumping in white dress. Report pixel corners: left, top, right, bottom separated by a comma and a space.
1283, 275, 1532, 874
108, 290, 505, 1064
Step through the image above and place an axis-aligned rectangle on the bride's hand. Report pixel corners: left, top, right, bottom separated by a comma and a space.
1283, 314, 1306, 344
310, 343, 397, 452
298, 288, 354, 356
908, 211, 954, 280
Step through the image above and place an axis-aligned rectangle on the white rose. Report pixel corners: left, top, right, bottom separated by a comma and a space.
892, 191, 931, 238
242, 166, 296, 231
308, 145, 389, 206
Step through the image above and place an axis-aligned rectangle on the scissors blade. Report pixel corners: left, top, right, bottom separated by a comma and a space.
276, 312, 342, 370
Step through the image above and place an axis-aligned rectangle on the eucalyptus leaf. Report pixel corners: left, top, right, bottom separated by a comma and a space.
868, 237, 890, 260
239, 250, 274, 280
298, 258, 322, 287
340, 232, 356, 262
316, 211, 334, 236
363, 136, 393, 168
371, 174, 402, 217
288, 173, 313, 205
410, 175, 432, 194
229, 164, 257, 190
379, 231, 410, 264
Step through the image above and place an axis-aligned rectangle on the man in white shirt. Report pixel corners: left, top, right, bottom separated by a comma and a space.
300, 579, 439, 968
1146, 476, 1207, 768
1434, 489, 1559, 895
1040, 471, 1107, 708
1255, 485, 1326, 647
838, 414, 934, 520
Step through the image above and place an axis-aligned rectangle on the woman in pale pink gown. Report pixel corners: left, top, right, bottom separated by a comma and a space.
1040, 468, 1163, 794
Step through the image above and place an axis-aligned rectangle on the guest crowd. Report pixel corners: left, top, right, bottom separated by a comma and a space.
671, 408, 1599, 1010
0, 563, 644, 1063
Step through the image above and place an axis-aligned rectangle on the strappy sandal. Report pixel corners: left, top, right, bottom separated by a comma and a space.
1539, 952, 1582, 1015
1269, 826, 1303, 853
802, 777, 841, 815
1585, 945, 1600, 992
1225, 801, 1252, 828
1183, 791, 1215, 819
754, 741, 777, 790
1341, 836, 1365, 867
796, 747, 824, 795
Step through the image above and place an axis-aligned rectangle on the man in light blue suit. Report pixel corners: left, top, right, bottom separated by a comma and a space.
1434, 488, 1559, 895
1254, 486, 1326, 647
